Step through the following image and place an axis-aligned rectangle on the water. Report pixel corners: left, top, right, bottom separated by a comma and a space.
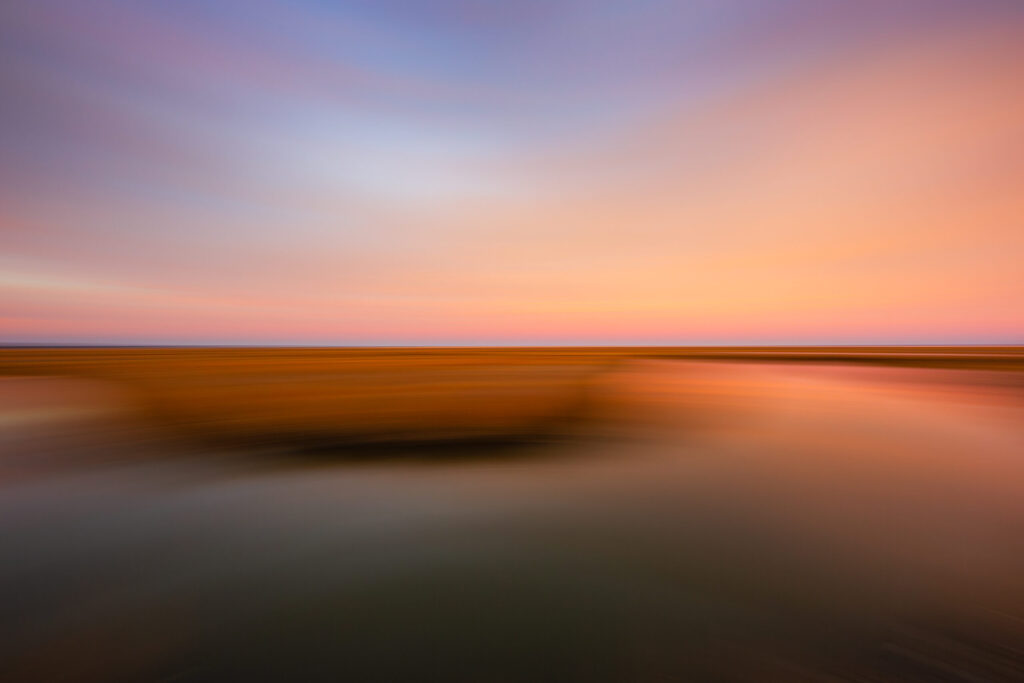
2, 360, 1024, 681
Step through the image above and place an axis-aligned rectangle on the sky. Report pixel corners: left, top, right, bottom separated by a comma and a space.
1, 0, 1022, 345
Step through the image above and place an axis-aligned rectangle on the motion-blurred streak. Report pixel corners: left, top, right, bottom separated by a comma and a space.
2, 347, 1022, 451
2, 350, 1024, 681
0, 348, 623, 452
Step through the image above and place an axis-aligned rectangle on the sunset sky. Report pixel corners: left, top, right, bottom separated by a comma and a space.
1, 0, 1022, 345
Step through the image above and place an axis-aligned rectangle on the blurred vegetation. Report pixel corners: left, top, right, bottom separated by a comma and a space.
0, 346, 1020, 448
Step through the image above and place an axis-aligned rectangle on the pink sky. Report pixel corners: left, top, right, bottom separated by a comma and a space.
1, 0, 1022, 344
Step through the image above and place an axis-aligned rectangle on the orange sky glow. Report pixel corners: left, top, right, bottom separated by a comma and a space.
1, 1, 1022, 344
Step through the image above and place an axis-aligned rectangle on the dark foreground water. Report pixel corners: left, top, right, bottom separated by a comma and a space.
3, 361, 1024, 681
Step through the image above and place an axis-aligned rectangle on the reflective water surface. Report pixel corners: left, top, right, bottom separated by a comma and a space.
2, 357, 1024, 681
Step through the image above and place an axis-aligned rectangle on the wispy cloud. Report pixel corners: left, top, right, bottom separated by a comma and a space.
1, 0, 1021, 343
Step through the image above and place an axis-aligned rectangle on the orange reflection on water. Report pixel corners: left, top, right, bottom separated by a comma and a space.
0, 348, 1023, 681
